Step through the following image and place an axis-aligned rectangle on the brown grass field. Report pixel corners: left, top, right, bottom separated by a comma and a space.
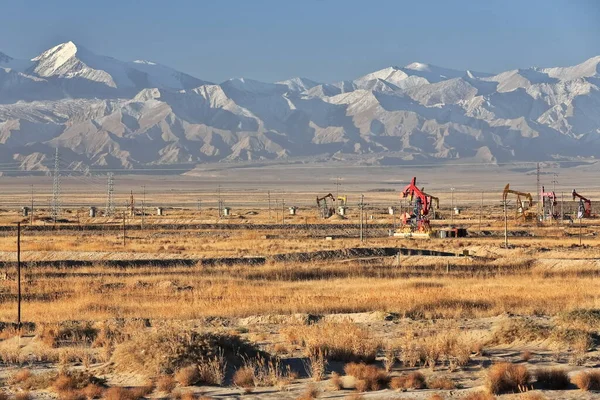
0, 167, 599, 399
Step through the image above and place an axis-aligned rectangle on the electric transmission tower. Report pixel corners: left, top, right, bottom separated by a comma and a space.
105, 173, 115, 216
51, 148, 60, 223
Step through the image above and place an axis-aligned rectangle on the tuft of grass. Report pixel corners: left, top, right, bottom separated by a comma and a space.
428, 395, 445, 400
295, 384, 320, 400
82, 383, 104, 399
330, 372, 343, 390
156, 375, 176, 393
427, 375, 456, 390
232, 366, 255, 393
343, 363, 389, 392
490, 318, 549, 345
9, 369, 32, 384
283, 320, 380, 363
520, 392, 547, 400
572, 370, 600, 391
520, 350, 532, 362
486, 362, 530, 394
102, 387, 148, 400
389, 371, 426, 390
175, 366, 200, 386
535, 367, 570, 390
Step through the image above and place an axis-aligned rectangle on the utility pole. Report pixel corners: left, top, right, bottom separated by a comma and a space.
51, 148, 60, 223
281, 199, 285, 225
122, 208, 126, 246
358, 194, 366, 242
579, 217, 582, 247
335, 177, 341, 199
450, 187, 455, 226
30, 185, 34, 226
141, 185, 146, 229
105, 173, 115, 217
17, 222, 21, 328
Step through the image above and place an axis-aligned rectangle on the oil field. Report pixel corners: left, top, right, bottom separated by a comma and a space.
0, 162, 599, 399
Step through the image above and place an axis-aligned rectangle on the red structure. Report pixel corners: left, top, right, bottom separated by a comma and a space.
572, 189, 592, 218
400, 177, 436, 232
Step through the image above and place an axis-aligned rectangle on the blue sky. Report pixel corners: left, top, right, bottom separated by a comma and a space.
1, 0, 600, 83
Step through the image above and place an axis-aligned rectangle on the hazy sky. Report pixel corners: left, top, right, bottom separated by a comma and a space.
1, 0, 600, 83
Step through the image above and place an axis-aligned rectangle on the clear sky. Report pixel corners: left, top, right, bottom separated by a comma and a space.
1, 0, 600, 83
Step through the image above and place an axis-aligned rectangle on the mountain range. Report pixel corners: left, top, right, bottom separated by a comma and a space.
1, 41, 600, 174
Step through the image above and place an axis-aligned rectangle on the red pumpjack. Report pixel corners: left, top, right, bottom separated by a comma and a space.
399, 177, 437, 234
572, 189, 592, 218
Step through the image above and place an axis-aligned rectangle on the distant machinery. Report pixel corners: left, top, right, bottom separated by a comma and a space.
316, 193, 336, 219
502, 184, 533, 220
540, 186, 558, 221
337, 195, 348, 216
572, 189, 592, 218
395, 177, 439, 238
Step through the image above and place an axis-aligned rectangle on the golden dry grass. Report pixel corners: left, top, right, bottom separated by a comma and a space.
486, 362, 530, 394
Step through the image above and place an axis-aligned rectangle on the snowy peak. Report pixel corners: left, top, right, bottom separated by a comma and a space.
28, 40, 209, 92
543, 55, 600, 81
277, 77, 320, 92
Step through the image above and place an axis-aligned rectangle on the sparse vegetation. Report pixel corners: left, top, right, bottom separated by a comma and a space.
572, 370, 600, 391
535, 367, 570, 390
343, 363, 389, 392
486, 362, 530, 394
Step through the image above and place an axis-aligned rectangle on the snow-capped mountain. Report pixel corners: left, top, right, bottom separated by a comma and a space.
1, 41, 600, 173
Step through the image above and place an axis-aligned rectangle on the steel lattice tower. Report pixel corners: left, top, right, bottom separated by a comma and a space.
51, 148, 60, 223
105, 173, 115, 216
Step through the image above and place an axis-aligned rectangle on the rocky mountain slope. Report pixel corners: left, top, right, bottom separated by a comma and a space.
1, 41, 599, 173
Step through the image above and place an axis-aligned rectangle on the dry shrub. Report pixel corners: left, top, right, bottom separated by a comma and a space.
550, 328, 593, 354
57, 390, 86, 400
572, 370, 600, 391
82, 383, 104, 399
389, 371, 426, 390
283, 320, 380, 362
464, 392, 495, 400
197, 351, 226, 386
51, 371, 104, 392
233, 366, 255, 392
37, 322, 98, 348
9, 369, 32, 384
295, 384, 320, 400
399, 329, 473, 369
102, 387, 149, 400
305, 350, 327, 381
330, 372, 343, 390
273, 343, 288, 355
486, 362, 530, 394
428, 395, 444, 400
15, 392, 31, 400
427, 375, 456, 390
491, 318, 549, 345
112, 327, 257, 375
521, 350, 532, 362
559, 309, 600, 330
156, 375, 176, 393
344, 363, 389, 392
176, 366, 200, 386
535, 367, 569, 390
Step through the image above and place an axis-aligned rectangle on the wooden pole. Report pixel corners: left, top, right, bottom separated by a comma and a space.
122, 210, 126, 247
479, 191, 483, 232
17, 222, 21, 328
504, 201, 508, 248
